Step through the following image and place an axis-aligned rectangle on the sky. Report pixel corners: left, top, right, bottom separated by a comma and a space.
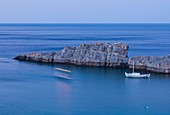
0, 0, 170, 23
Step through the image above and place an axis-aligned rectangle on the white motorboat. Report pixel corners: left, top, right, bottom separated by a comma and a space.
54, 68, 71, 73
125, 61, 150, 78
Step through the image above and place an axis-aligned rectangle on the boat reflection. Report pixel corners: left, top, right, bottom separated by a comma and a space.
55, 80, 72, 114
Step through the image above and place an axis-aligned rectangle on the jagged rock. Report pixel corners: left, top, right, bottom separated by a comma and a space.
129, 55, 170, 73
14, 42, 170, 74
14, 42, 129, 68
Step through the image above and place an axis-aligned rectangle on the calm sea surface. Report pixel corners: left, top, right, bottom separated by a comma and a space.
0, 24, 170, 115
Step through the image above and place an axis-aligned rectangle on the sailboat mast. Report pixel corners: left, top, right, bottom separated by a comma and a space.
133, 61, 134, 73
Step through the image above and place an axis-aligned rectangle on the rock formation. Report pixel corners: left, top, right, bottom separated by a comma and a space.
14, 42, 129, 67
129, 55, 170, 74
14, 42, 170, 74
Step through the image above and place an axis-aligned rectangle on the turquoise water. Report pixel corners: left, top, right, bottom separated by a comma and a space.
0, 24, 170, 114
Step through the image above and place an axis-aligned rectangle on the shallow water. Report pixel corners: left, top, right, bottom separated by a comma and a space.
0, 24, 170, 114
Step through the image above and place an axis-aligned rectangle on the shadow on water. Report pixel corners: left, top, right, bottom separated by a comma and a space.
11, 60, 170, 80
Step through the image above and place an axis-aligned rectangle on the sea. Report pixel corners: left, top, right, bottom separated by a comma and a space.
0, 24, 170, 115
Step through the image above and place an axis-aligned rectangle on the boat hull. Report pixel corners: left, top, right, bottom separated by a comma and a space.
125, 72, 150, 78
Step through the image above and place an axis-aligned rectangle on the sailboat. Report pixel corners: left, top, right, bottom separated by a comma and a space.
125, 61, 150, 78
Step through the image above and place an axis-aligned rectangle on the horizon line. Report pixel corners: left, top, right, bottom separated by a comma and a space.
0, 22, 170, 25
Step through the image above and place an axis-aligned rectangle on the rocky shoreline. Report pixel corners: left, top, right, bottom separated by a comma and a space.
14, 42, 170, 74
129, 55, 170, 74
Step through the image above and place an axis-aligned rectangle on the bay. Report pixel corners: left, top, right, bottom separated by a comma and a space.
0, 24, 170, 115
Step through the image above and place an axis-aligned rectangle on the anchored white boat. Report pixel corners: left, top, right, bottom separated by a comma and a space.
125, 61, 150, 78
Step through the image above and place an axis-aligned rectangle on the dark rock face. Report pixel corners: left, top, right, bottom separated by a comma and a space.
129, 55, 170, 73
14, 42, 129, 67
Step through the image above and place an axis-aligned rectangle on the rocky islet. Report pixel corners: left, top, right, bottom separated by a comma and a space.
14, 42, 170, 74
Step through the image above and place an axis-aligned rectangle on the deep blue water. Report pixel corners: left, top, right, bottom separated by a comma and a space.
0, 24, 170, 115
